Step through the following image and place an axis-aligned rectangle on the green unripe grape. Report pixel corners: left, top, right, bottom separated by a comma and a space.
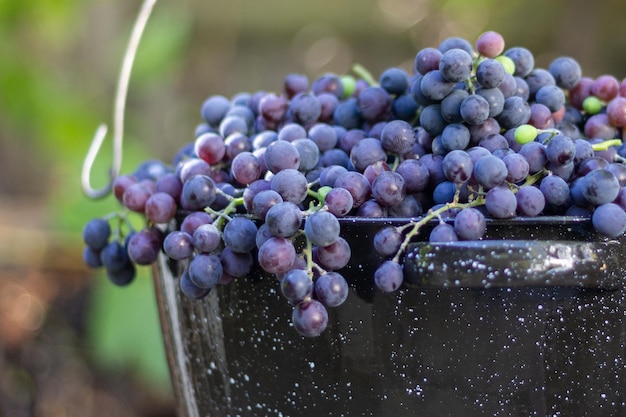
495, 55, 515, 75
582, 96, 603, 115
514, 124, 538, 144
340, 75, 356, 99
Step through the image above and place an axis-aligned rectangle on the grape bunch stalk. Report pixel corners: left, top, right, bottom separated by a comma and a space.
83, 30, 626, 337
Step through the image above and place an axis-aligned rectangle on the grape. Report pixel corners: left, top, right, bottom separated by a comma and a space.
145, 192, 177, 224
289, 93, 321, 125
580, 169, 620, 206
222, 216, 258, 253
192, 224, 221, 253
442, 149, 473, 183
485, 186, 517, 218
516, 185, 546, 217
460, 94, 490, 125
230, 151, 262, 185
439, 48, 473, 83
373, 226, 403, 257
304, 210, 340, 247
349, 137, 387, 172
371, 171, 406, 207
440, 123, 471, 151
441, 89, 468, 123
379, 67, 409, 95
270, 168, 308, 204
188, 253, 223, 289
535, 85, 565, 113
281, 269, 313, 305
419, 104, 447, 136
127, 227, 164, 265
83, 246, 103, 268
220, 247, 253, 278
315, 237, 351, 271
395, 159, 429, 193
182, 174, 217, 211
438, 36, 473, 55
357, 86, 392, 123
414, 47, 442, 75
374, 260, 404, 292
380, 120, 415, 155
265, 201, 303, 238
476, 87, 505, 118
505, 47, 535, 77
106, 260, 136, 286
476, 58, 506, 89
540, 175, 571, 206
314, 272, 349, 308
292, 299, 328, 337
548, 56, 582, 89
122, 181, 153, 213
312, 73, 344, 99
83, 218, 111, 251
100, 240, 132, 272
333, 171, 371, 208
476, 31, 505, 58
592, 203, 626, 238
591, 75, 620, 101
258, 237, 296, 274
454, 207, 487, 240
201, 95, 231, 126
162, 231, 193, 260
473, 154, 508, 189
323, 187, 353, 217
180, 269, 211, 300
429, 222, 458, 242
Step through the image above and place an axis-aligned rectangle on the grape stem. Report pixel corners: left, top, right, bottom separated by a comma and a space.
591, 138, 622, 152
352, 63, 379, 87
206, 196, 244, 229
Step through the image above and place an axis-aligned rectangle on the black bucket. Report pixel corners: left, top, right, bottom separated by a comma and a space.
153, 217, 626, 417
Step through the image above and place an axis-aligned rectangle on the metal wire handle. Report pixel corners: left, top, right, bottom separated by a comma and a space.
81, 0, 158, 199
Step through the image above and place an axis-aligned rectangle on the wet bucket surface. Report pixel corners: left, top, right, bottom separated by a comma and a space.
153, 217, 626, 417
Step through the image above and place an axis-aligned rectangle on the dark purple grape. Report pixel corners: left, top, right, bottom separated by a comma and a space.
314, 272, 348, 308
592, 203, 626, 238
460, 94, 490, 125
333, 171, 371, 208
429, 222, 459, 242
292, 299, 328, 337
454, 207, 486, 240
473, 154, 507, 189
414, 47, 442, 75
304, 210, 340, 247
374, 260, 403, 292
281, 269, 313, 305
516, 185, 546, 217
230, 151, 262, 185
192, 224, 221, 253
222, 216, 258, 253
182, 174, 217, 211
357, 86, 392, 123
82, 218, 111, 251
220, 247, 253, 277
419, 70, 455, 101
373, 226, 402, 257
163, 231, 194, 260
258, 237, 296, 274
324, 187, 353, 217
145, 192, 177, 224
442, 149, 473, 184
371, 171, 406, 207
201, 95, 231, 126
180, 269, 211, 300
315, 237, 351, 271
438, 48, 473, 83
265, 201, 303, 238
549, 57, 581, 89
127, 227, 164, 265
289, 93, 322, 125
270, 168, 309, 204
349, 137, 387, 172
380, 120, 415, 155
580, 169, 620, 206
189, 253, 223, 289
485, 186, 517, 218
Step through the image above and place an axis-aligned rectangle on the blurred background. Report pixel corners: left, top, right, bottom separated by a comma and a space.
2, 0, 626, 415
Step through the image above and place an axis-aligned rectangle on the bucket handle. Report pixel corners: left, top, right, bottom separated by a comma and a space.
81, 0, 158, 199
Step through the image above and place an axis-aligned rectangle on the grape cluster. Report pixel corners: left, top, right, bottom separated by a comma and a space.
83, 30, 626, 337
